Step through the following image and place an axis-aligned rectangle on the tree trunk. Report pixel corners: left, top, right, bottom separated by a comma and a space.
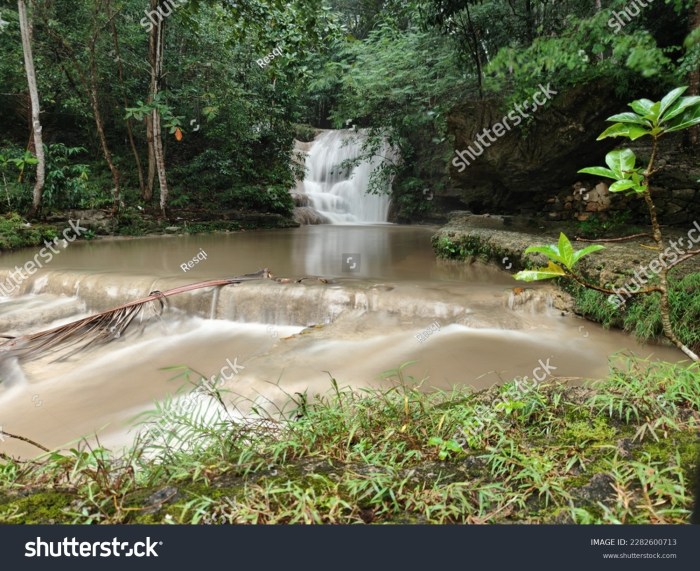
18, 0, 45, 219
88, 53, 120, 213
145, 116, 155, 201
148, 0, 168, 215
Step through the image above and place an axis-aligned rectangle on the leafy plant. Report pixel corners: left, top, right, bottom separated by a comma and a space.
515, 87, 700, 361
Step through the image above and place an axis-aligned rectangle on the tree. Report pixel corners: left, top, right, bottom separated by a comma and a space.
147, 0, 169, 216
107, 0, 146, 198
32, 0, 122, 212
17, 0, 44, 218
515, 87, 700, 361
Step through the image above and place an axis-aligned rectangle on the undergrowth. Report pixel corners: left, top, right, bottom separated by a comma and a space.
0, 358, 698, 524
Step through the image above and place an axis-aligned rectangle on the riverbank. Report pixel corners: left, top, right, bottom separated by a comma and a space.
432, 213, 700, 355
0, 358, 697, 524
0, 209, 299, 252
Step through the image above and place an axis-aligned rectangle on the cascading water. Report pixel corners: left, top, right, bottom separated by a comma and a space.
301, 130, 392, 224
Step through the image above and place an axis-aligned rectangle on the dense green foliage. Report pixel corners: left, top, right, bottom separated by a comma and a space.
0, 0, 697, 223
0, 213, 58, 250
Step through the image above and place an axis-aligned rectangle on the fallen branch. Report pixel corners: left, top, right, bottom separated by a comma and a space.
0, 429, 50, 453
0, 269, 272, 361
574, 233, 650, 243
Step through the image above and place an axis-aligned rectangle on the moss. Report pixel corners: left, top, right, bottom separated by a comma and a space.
0, 491, 75, 524
639, 431, 698, 478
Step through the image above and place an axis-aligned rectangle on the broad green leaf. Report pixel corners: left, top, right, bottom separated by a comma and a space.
557, 233, 575, 270
606, 112, 649, 126
658, 87, 687, 119
514, 262, 566, 282
523, 244, 563, 264
572, 244, 605, 265
597, 123, 649, 141
609, 180, 637, 192
663, 105, 700, 133
662, 95, 700, 122
626, 125, 652, 140
577, 166, 618, 179
647, 101, 661, 122
628, 98, 654, 117
605, 149, 636, 178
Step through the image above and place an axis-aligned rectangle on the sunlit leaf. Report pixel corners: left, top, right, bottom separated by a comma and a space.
658, 86, 687, 119
597, 123, 649, 141
662, 95, 700, 122
577, 166, 618, 179
557, 232, 575, 270
609, 180, 637, 192
628, 98, 655, 117
572, 244, 605, 264
663, 105, 700, 133
606, 112, 649, 126
524, 244, 563, 264
514, 261, 566, 282
605, 149, 636, 178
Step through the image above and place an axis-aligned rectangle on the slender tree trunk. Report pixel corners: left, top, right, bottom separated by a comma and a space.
18, 0, 45, 218
145, 116, 155, 201
88, 46, 120, 213
148, 0, 168, 215
108, 0, 145, 198
461, 4, 483, 99
644, 138, 698, 361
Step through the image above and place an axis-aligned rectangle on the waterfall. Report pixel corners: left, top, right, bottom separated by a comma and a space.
301, 130, 392, 224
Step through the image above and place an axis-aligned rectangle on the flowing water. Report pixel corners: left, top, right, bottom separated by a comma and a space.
0, 225, 683, 456
300, 130, 391, 223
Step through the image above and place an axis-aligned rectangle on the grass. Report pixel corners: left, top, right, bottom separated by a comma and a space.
570, 273, 700, 354
0, 358, 698, 524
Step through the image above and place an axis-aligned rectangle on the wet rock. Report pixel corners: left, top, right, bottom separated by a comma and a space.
616, 438, 634, 459
142, 486, 179, 515
293, 206, 330, 225
290, 192, 310, 207
571, 473, 616, 506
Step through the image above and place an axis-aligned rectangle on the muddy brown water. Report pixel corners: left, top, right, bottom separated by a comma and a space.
0, 225, 683, 456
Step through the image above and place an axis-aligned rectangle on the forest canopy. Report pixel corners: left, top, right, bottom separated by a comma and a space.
0, 0, 697, 219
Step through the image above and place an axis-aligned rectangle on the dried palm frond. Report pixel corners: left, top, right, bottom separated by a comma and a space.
0, 269, 272, 362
